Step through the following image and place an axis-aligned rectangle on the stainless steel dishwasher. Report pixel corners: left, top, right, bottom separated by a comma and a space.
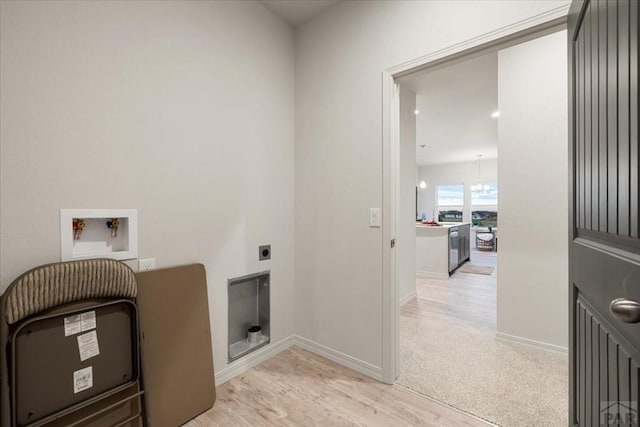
449, 227, 459, 272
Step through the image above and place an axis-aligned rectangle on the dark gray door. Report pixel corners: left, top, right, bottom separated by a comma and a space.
569, 0, 639, 425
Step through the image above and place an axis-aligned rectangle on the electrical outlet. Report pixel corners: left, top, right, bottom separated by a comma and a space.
138, 258, 156, 272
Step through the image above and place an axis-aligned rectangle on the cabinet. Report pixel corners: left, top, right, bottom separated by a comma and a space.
416, 225, 450, 279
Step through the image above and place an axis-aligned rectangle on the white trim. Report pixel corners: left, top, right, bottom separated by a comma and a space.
496, 332, 568, 355
215, 335, 295, 386
399, 289, 417, 306
214, 335, 384, 386
294, 335, 384, 381
386, 4, 570, 77
416, 270, 449, 280
381, 5, 570, 384
381, 73, 400, 384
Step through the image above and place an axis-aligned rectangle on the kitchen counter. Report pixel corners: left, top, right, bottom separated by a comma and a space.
416, 222, 471, 229
416, 222, 470, 278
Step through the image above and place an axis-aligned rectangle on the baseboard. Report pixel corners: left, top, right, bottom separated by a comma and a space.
496, 332, 568, 355
400, 289, 417, 306
416, 270, 449, 280
214, 335, 295, 385
214, 334, 384, 385
293, 335, 384, 381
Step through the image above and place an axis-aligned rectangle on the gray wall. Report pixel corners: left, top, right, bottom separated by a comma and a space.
399, 85, 417, 303
294, 0, 571, 368
497, 30, 569, 349
0, 0, 296, 373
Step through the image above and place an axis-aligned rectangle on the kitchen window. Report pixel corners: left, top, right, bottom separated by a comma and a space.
471, 182, 498, 205
471, 182, 498, 227
437, 184, 464, 222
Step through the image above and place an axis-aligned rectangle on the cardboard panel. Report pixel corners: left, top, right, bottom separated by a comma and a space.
136, 264, 215, 427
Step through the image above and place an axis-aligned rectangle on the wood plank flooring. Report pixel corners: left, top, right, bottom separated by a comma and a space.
402, 252, 497, 334
187, 346, 491, 426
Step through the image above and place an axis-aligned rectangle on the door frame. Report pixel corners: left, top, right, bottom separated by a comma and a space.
567, 1, 583, 421
380, 5, 571, 384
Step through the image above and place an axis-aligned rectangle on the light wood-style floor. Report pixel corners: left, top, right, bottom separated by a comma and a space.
187, 346, 491, 426
402, 251, 497, 334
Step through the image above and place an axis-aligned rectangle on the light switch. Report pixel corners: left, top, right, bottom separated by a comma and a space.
369, 208, 381, 227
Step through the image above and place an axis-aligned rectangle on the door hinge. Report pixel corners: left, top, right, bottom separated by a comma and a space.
391, 239, 396, 248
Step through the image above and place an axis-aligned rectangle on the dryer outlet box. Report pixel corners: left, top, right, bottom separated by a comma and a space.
259, 245, 271, 261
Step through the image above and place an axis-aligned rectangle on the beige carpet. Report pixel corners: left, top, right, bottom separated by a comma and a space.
399, 252, 568, 426
458, 263, 494, 275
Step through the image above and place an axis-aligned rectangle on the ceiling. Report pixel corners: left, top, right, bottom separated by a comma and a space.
400, 52, 498, 167
261, 0, 340, 27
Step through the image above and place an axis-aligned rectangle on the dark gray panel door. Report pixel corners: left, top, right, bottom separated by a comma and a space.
569, 0, 640, 425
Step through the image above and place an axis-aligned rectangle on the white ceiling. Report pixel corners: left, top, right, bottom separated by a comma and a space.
261, 0, 340, 27
400, 52, 498, 166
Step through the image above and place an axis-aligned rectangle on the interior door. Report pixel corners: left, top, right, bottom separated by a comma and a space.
569, 0, 639, 425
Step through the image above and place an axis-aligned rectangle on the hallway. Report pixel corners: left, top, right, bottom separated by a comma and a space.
398, 251, 568, 426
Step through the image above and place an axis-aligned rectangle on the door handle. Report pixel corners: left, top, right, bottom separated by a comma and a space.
609, 298, 640, 324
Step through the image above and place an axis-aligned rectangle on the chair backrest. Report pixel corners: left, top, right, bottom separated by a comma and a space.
3, 258, 136, 325
0, 259, 141, 427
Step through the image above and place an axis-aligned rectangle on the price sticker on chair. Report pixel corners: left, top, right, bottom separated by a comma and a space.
73, 366, 93, 394
77, 330, 100, 362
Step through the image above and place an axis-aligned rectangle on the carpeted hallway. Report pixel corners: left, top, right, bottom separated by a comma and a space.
398, 251, 568, 426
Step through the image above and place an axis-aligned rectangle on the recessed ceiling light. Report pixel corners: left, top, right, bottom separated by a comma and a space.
414, 109, 420, 115
419, 181, 427, 189
491, 111, 500, 118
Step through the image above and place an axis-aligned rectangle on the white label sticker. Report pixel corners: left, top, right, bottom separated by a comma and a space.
77, 330, 100, 362
73, 366, 93, 394
64, 315, 82, 337
80, 311, 96, 331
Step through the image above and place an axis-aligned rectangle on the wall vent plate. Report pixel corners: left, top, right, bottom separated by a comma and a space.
259, 245, 271, 261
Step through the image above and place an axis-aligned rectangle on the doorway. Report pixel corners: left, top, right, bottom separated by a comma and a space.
383, 16, 571, 426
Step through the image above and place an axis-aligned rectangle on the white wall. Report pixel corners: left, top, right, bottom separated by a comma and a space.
0, 0, 295, 374
497, 30, 568, 349
398, 86, 416, 303
295, 0, 570, 368
412, 52, 498, 165
417, 159, 498, 222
